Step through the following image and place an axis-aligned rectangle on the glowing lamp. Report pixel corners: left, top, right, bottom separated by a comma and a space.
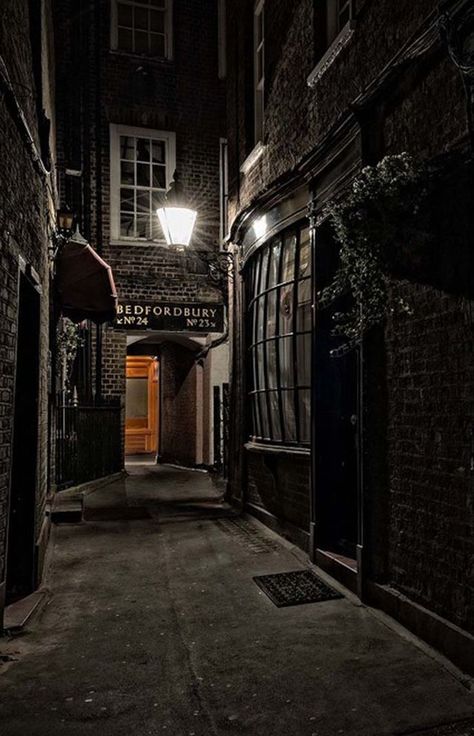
156, 172, 197, 247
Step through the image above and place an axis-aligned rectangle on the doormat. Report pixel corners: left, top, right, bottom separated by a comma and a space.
253, 569, 343, 607
84, 506, 151, 521
401, 719, 474, 736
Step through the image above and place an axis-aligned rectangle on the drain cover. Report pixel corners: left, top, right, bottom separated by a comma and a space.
254, 569, 343, 607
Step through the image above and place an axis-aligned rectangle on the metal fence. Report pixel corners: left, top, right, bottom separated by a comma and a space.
56, 403, 122, 490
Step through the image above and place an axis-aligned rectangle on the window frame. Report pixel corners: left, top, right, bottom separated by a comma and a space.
109, 123, 176, 245
326, 0, 353, 47
110, 0, 174, 60
245, 222, 312, 448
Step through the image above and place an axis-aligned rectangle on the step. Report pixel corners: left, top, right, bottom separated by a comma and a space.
3, 590, 48, 631
51, 497, 84, 524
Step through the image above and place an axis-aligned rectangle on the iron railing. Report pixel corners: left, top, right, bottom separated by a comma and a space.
56, 403, 122, 489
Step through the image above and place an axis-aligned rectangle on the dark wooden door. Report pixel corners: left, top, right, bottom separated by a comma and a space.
314, 226, 359, 560
6, 273, 40, 603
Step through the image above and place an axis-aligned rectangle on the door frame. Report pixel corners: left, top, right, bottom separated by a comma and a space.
3, 257, 42, 613
125, 356, 159, 456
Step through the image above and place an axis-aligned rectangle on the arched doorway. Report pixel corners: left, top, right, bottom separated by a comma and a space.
125, 334, 205, 468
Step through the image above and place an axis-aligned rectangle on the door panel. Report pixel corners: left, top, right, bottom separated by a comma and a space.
125, 357, 159, 455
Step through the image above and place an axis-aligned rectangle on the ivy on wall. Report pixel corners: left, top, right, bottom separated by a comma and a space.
56, 318, 84, 394
318, 153, 429, 355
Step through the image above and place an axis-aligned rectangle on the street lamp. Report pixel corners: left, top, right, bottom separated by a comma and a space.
156, 171, 197, 247
57, 205, 74, 235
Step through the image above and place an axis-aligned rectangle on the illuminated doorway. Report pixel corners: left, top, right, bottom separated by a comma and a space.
125, 356, 159, 457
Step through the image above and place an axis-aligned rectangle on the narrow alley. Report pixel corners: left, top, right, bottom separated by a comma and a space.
0, 465, 473, 736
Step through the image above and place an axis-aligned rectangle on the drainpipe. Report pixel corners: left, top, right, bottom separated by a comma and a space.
308, 196, 318, 564
94, 0, 103, 404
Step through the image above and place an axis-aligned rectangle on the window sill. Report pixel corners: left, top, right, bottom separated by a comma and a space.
307, 20, 356, 88
109, 238, 184, 251
109, 49, 173, 65
240, 141, 265, 175
245, 441, 310, 457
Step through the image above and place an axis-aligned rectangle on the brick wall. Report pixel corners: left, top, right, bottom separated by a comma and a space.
160, 343, 197, 466
54, 0, 227, 467
0, 0, 54, 596
226, 0, 474, 631
386, 282, 474, 633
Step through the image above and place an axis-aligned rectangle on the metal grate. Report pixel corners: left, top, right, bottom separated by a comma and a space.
254, 569, 343, 607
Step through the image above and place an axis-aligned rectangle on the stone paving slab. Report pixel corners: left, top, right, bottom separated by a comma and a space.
0, 466, 473, 736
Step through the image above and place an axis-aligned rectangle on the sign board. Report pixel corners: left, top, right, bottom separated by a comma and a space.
115, 300, 225, 333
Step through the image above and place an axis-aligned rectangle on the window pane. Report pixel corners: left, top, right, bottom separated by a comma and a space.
281, 234, 296, 281
120, 136, 135, 160
267, 290, 277, 338
120, 188, 134, 212
279, 286, 293, 335
135, 7, 148, 30
149, 33, 165, 57
137, 163, 150, 186
120, 213, 134, 237
117, 3, 133, 27
268, 238, 281, 287
297, 278, 311, 332
299, 228, 311, 277
266, 340, 278, 389
256, 295, 265, 342
252, 395, 261, 438
260, 247, 269, 290
136, 138, 151, 161
151, 191, 165, 212
152, 140, 165, 163
136, 189, 150, 214
120, 161, 134, 185
282, 390, 297, 442
298, 389, 311, 443
118, 28, 133, 51
136, 214, 149, 238
259, 394, 270, 439
256, 344, 265, 389
150, 10, 165, 32
152, 165, 166, 188
279, 336, 294, 388
297, 333, 311, 387
135, 30, 149, 54
268, 391, 281, 441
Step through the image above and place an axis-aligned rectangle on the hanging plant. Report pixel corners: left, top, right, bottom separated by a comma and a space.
318, 153, 430, 356
56, 318, 84, 392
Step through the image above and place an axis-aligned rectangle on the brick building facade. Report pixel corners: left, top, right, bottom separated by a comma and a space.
225, 0, 474, 672
0, 0, 57, 625
54, 0, 229, 470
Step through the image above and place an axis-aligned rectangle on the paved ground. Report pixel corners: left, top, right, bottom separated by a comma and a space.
1, 464, 474, 736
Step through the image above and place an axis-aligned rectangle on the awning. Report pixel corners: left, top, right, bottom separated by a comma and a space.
56, 239, 118, 324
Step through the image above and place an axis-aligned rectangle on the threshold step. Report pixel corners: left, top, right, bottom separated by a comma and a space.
51, 498, 83, 524
3, 590, 48, 631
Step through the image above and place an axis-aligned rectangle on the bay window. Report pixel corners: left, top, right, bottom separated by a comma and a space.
246, 224, 312, 446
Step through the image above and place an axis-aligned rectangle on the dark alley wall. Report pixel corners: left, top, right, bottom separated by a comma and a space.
0, 0, 55, 614
225, 0, 474, 644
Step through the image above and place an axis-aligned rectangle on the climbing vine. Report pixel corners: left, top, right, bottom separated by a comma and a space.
56, 318, 84, 392
318, 153, 429, 355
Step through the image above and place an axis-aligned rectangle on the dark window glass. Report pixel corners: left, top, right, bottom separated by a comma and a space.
246, 223, 312, 445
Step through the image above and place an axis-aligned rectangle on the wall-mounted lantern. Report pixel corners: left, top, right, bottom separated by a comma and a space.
156, 171, 197, 247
